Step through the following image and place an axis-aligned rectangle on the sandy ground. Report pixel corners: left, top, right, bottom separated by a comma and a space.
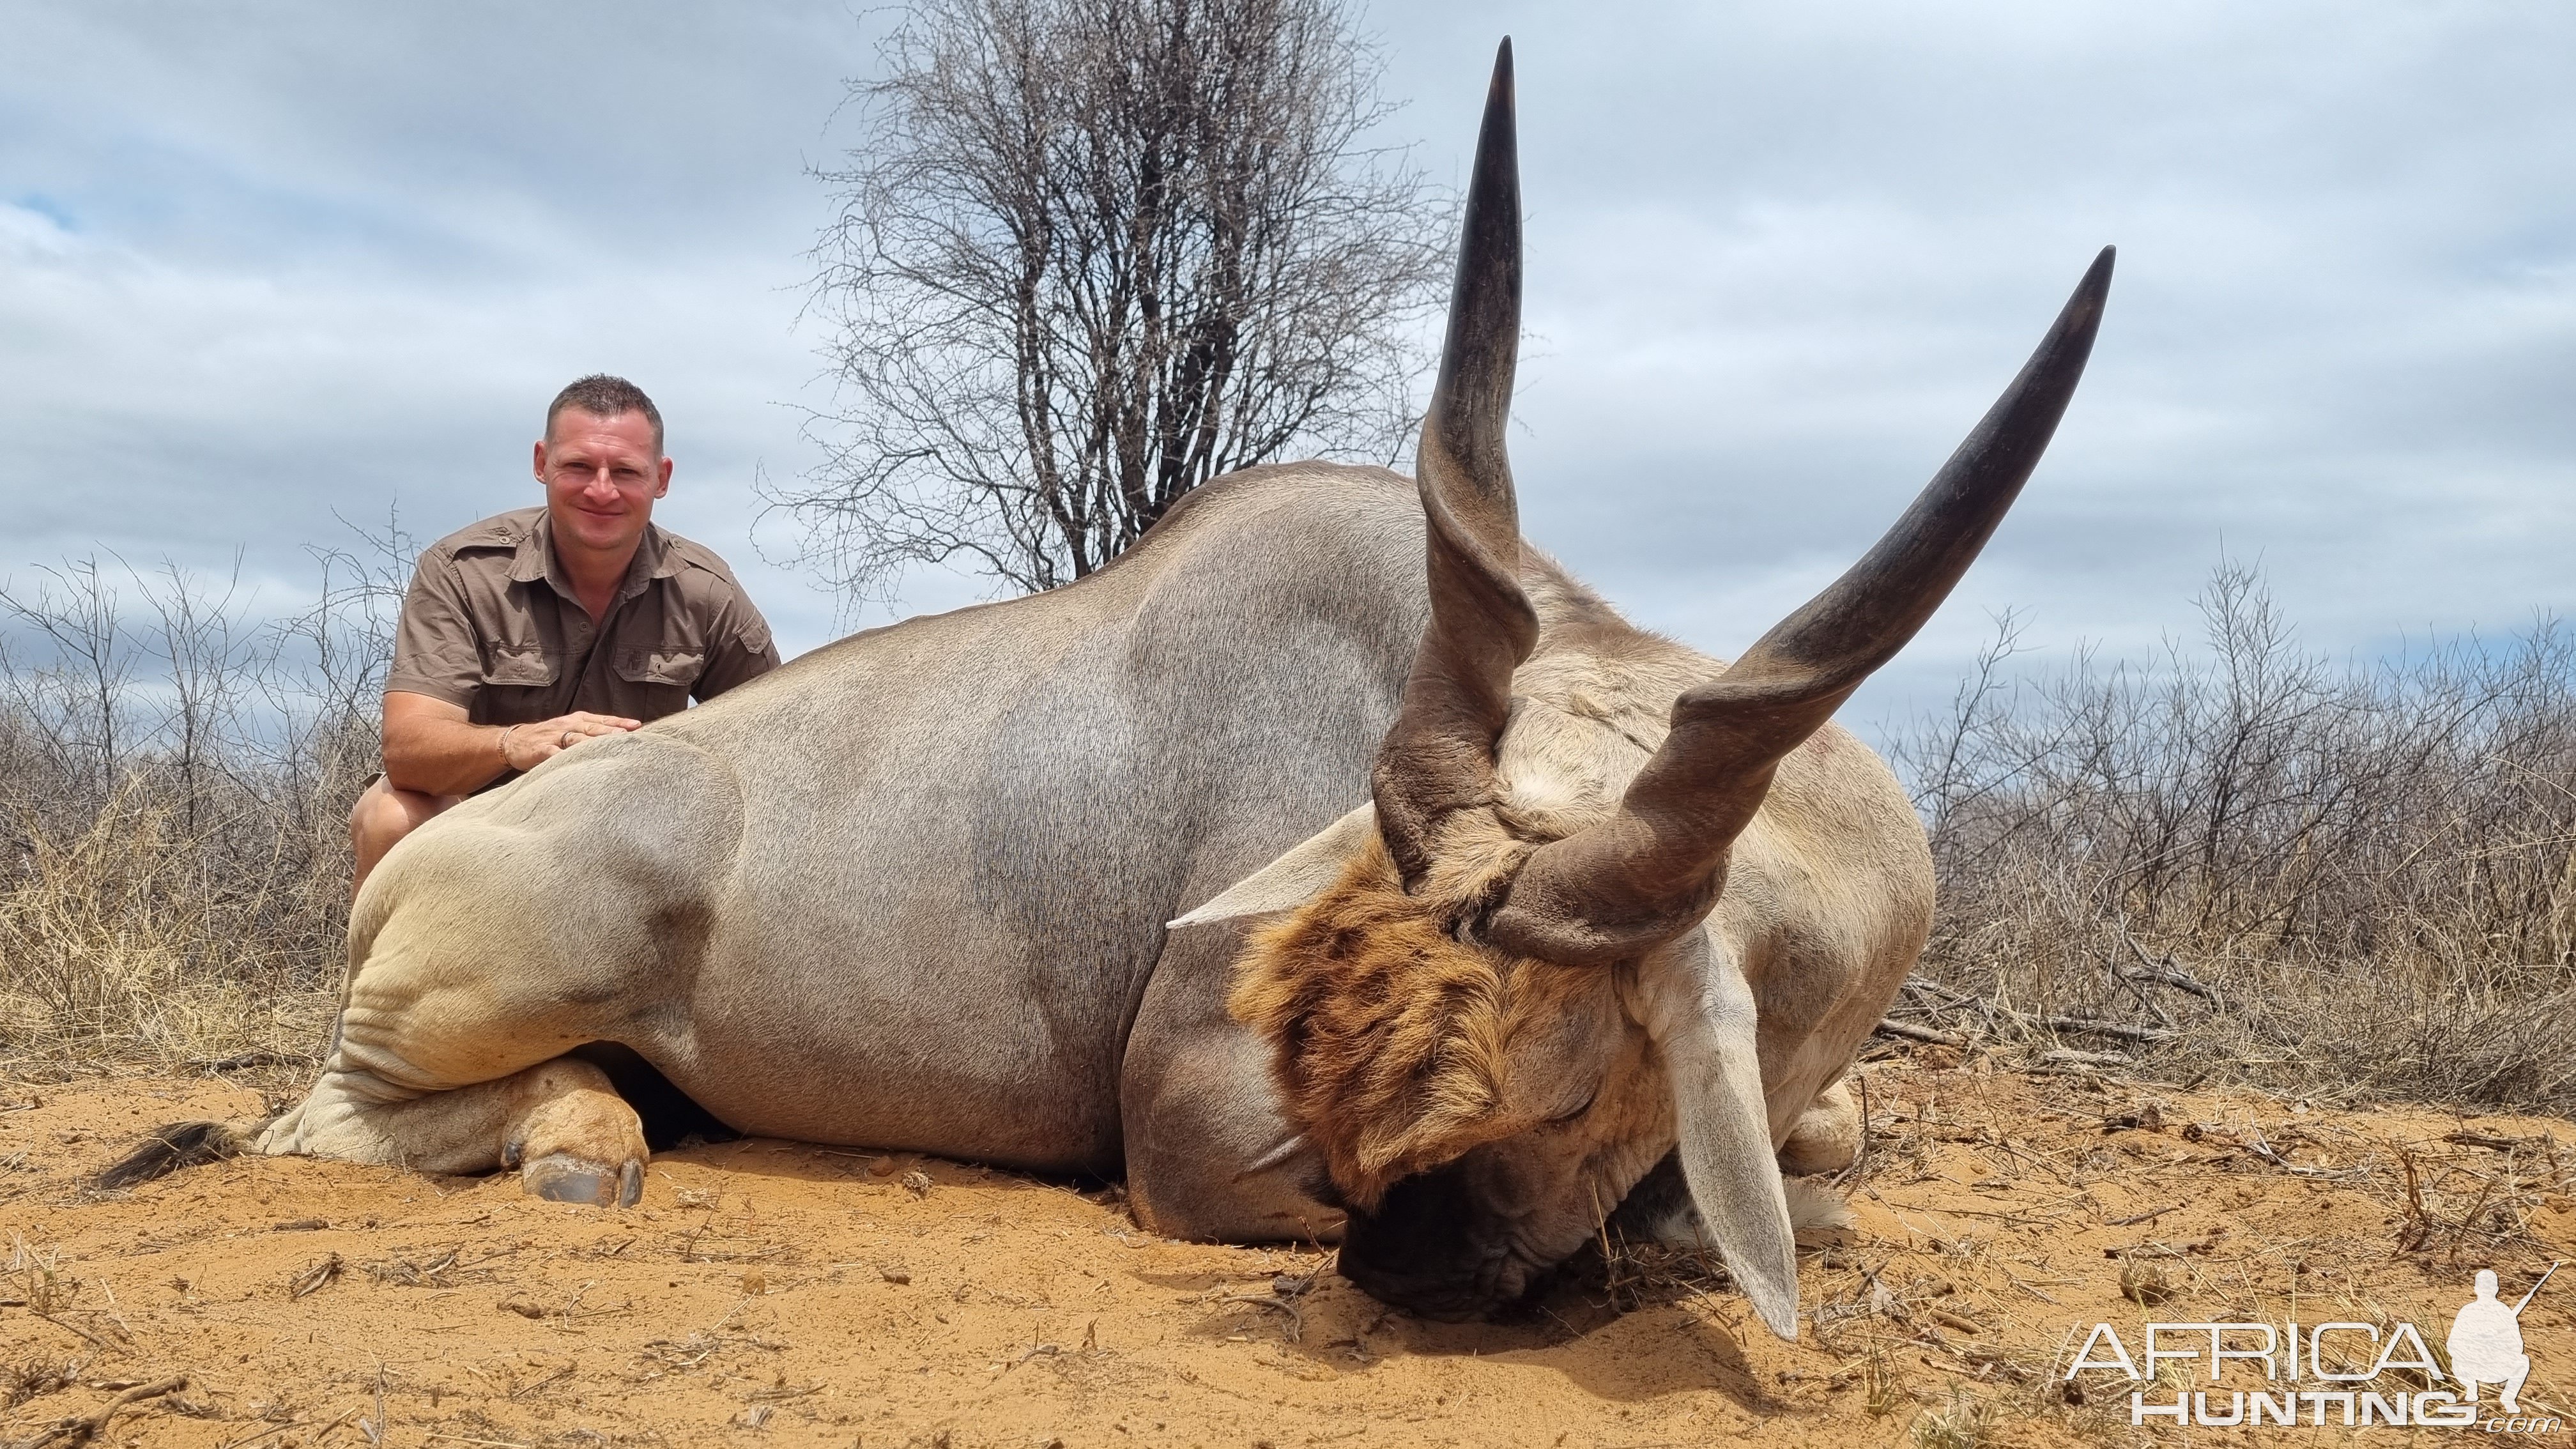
3, 1056, 2570, 1448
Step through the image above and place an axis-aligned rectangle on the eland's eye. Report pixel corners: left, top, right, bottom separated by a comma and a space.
1547, 1088, 1600, 1125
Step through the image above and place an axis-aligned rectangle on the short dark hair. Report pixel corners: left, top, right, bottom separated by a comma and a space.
545, 374, 664, 453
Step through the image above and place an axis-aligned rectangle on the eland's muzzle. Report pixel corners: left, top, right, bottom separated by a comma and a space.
1335, 1161, 1539, 1321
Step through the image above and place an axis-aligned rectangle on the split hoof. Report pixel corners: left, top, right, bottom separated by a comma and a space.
521, 1153, 643, 1208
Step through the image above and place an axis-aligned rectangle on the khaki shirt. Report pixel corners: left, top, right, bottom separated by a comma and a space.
386, 507, 779, 732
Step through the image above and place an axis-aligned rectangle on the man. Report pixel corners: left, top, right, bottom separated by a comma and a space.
351, 374, 779, 894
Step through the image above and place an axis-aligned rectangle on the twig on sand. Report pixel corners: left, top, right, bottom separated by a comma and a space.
1997, 1263, 2064, 1305
2042, 1048, 2132, 1069
2241, 1129, 2365, 1181
1222, 1292, 1306, 1342
1835, 1068, 1876, 1187
24, 1308, 116, 1353
192, 1051, 317, 1073
213, 1419, 303, 1449
2446, 1131, 2543, 1153
2106, 1202, 2186, 1227
91, 1278, 147, 1353
289, 1254, 342, 1300
358, 1363, 389, 1445
1875, 1019, 1966, 1048
507, 1364, 575, 1400
15, 1373, 187, 1448
2035, 1015, 2174, 1045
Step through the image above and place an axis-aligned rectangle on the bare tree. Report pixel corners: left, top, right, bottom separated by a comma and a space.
776, 0, 1449, 601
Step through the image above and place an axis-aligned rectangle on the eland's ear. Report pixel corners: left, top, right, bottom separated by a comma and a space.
1169, 803, 1378, 929
1637, 931, 1800, 1340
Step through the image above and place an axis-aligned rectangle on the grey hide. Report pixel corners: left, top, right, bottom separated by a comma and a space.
335, 466, 1440, 1239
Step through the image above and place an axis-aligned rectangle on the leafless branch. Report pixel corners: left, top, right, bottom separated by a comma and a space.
769, 0, 1447, 610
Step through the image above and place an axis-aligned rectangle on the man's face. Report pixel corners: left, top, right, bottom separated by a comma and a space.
535, 409, 671, 560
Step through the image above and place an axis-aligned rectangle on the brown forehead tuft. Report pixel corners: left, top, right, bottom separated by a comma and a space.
1225, 831, 1602, 1207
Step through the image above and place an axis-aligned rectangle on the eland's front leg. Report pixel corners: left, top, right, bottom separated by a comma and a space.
254, 861, 660, 1204
1776, 1075, 1862, 1176
258, 1053, 648, 1205
253, 731, 737, 1204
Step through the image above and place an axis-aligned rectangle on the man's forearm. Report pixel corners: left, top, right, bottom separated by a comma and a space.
379, 692, 643, 793
382, 715, 511, 797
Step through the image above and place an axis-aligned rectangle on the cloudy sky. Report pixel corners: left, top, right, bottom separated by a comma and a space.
6, 1, 2572, 744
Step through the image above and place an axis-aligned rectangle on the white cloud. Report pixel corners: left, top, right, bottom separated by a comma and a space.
4, 0, 2572, 746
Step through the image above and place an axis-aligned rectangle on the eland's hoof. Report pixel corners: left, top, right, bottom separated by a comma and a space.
522, 1153, 643, 1208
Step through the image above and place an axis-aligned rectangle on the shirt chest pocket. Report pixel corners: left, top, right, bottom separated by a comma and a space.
481, 643, 558, 687
615, 645, 706, 690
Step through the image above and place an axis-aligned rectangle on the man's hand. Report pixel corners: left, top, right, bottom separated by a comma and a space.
383, 691, 640, 796
500, 710, 643, 772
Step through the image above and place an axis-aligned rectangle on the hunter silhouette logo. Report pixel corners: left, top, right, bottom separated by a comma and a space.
2066, 1260, 2563, 1429
2450, 1263, 2554, 1415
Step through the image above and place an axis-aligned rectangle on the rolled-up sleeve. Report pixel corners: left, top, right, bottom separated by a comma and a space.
384, 556, 484, 709
691, 589, 780, 702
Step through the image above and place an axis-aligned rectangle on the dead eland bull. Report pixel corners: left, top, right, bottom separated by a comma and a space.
107, 45, 2110, 1338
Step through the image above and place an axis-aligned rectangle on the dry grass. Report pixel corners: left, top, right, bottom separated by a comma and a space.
0, 537, 402, 1077
1894, 560, 2576, 1116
